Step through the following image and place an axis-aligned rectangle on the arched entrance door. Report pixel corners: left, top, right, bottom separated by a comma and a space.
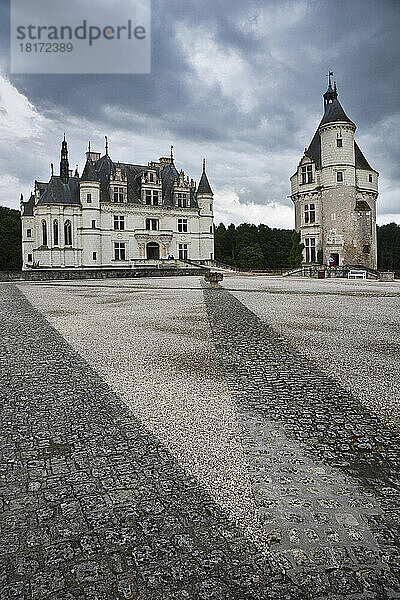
146, 242, 160, 260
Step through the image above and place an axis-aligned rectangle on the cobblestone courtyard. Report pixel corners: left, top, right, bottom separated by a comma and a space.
1, 276, 400, 599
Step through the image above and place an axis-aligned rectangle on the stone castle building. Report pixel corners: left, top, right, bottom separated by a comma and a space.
20, 138, 214, 270
290, 76, 378, 268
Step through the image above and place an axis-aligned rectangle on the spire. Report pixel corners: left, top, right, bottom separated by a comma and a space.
197, 158, 213, 195
323, 70, 338, 107
60, 134, 69, 184
74, 165, 79, 177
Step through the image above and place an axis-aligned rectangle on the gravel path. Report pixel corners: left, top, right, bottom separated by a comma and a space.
203, 283, 400, 599
222, 276, 400, 431
17, 278, 256, 534
0, 282, 301, 599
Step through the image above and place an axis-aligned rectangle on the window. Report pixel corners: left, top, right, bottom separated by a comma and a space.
363, 245, 371, 254
114, 242, 126, 261
145, 190, 159, 205
149, 172, 154, 182
91, 220, 96, 229
93, 251, 97, 260
369, 174, 373, 183
27, 228, 32, 238
304, 204, 315, 224
42, 220, 47, 246
64, 220, 72, 246
178, 243, 188, 260
336, 171, 343, 182
53, 220, 59, 246
336, 138, 343, 147
27, 253, 32, 263
177, 192, 188, 207
114, 215, 125, 230
301, 164, 313, 184
210, 204, 212, 211
305, 238, 316, 263
113, 187, 124, 203
331, 213, 336, 221
210, 225, 213, 233
145, 218, 158, 231
178, 218, 188, 232
87, 193, 92, 203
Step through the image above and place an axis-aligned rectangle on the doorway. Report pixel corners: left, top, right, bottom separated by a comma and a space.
330, 253, 339, 266
146, 242, 160, 260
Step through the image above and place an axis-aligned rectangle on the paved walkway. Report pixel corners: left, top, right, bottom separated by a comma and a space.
1, 279, 400, 599
203, 284, 400, 598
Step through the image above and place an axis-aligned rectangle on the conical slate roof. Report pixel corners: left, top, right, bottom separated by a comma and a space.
320, 99, 355, 127
304, 86, 372, 171
197, 170, 213, 195
80, 158, 99, 182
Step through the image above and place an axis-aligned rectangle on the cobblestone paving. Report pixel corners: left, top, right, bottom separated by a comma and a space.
203, 284, 400, 599
1, 283, 304, 600
222, 276, 400, 431
16, 278, 256, 534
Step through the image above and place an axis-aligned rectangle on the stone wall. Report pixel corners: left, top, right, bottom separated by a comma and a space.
0, 267, 206, 282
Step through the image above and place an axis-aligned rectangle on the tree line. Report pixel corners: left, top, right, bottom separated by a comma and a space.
1, 206, 400, 273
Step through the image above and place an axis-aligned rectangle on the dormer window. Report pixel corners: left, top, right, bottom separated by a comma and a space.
177, 192, 188, 207
145, 190, 159, 205
336, 138, 343, 147
301, 165, 313, 184
113, 187, 124, 203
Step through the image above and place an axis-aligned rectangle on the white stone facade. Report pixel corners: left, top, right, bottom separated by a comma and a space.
21, 141, 214, 270
290, 81, 378, 269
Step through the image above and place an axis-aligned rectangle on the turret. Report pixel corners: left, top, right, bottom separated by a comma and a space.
196, 159, 213, 216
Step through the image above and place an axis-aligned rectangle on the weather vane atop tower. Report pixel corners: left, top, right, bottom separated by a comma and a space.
326, 70, 334, 87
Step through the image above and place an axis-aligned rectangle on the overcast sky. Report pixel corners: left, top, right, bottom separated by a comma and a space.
0, 0, 399, 227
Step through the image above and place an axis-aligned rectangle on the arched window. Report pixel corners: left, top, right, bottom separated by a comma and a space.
53, 219, 59, 246
42, 220, 47, 246
64, 220, 72, 246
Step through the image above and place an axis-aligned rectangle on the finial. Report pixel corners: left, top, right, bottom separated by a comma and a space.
334, 80, 337, 92
105, 135, 109, 156
63, 132, 66, 142
74, 165, 79, 177
20, 193, 23, 202
51, 163, 54, 176
327, 70, 334, 88
170, 145, 174, 161
202, 158, 206, 172
88, 140, 91, 152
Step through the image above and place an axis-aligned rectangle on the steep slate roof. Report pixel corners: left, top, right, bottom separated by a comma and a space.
37, 152, 203, 208
304, 99, 373, 171
81, 158, 99, 182
319, 99, 355, 127
197, 170, 213, 195
37, 176, 80, 206
21, 194, 35, 216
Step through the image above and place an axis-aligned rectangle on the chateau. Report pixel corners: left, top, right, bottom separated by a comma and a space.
20, 138, 214, 270
290, 76, 378, 268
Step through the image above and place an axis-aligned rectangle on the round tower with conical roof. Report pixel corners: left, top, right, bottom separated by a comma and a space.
290, 77, 378, 270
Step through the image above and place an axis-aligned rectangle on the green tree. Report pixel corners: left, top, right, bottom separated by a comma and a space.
288, 230, 304, 268
237, 244, 264, 270
0, 206, 22, 271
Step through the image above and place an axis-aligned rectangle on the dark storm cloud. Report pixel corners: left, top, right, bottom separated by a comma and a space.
1, 0, 399, 220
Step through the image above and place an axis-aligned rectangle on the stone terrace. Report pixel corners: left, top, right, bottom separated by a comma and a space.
1, 275, 400, 599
